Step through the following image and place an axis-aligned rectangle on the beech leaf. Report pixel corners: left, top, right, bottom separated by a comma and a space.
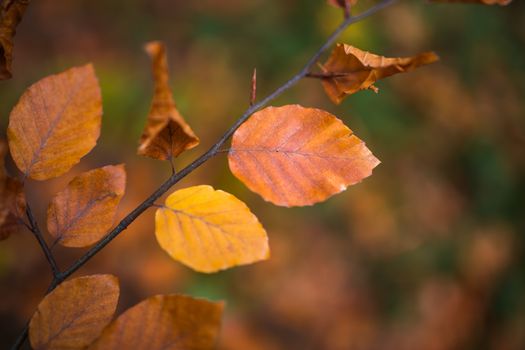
320, 43, 439, 104
228, 105, 380, 207
47, 165, 126, 247
138, 41, 199, 161
0, 138, 25, 240
7, 64, 102, 180
430, 0, 512, 4
29, 274, 120, 350
89, 294, 224, 350
155, 185, 269, 273
0, 0, 29, 80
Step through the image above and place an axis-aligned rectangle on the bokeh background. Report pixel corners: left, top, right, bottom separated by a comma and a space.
1, 0, 524, 349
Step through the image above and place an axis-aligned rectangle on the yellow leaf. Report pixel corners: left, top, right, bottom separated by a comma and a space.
29, 274, 119, 350
7, 64, 102, 180
155, 185, 269, 273
47, 165, 126, 247
0, 138, 25, 240
89, 294, 224, 350
228, 105, 380, 207
138, 41, 199, 160
320, 43, 438, 104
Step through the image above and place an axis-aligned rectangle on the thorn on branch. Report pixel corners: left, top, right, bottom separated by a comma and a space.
344, 0, 352, 19
250, 68, 257, 106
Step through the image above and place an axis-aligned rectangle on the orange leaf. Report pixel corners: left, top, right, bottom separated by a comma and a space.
7, 64, 102, 180
29, 274, 119, 350
0, 0, 29, 79
320, 43, 439, 104
89, 294, 224, 350
0, 138, 25, 240
228, 105, 380, 207
155, 185, 269, 273
430, 0, 512, 4
47, 165, 126, 247
138, 41, 199, 161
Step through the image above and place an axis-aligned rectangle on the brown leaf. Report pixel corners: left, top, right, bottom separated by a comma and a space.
7, 64, 102, 180
320, 43, 439, 104
430, 0, 512, 4
0, 138, 26, 240
155, 185, 269, 273
0, 0, 29, 80
89, 294, 224, 350
47, 165, 126, 247
228, 105, 380, 207
138, 41, 199, 161
29, 274, 119, 350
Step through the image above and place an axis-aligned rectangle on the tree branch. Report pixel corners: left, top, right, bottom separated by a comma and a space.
10, 0, 397, 348
26, 204, 60, 278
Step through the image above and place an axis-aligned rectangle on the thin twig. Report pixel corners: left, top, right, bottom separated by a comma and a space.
10, 1, 397, 348
25, 204, 60, 278
306, 72, 351, 79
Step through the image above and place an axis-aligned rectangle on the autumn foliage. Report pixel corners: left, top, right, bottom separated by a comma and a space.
0, 0, 516, 349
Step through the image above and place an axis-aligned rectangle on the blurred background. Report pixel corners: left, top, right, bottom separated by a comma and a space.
1, 0, 524, 349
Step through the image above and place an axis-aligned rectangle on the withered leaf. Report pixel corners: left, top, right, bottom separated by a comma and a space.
47, 165, 126, 247
89, 294, 224, 350
0, 138, 26, 240
430, 0, 512, 4
138, 41, 199, 161
320, 43, 439, 104
7, 64, 102, 180
29, 274, 119, 350
228, 105, 380, 207
0, 0, 29, 80
155, 185, 269, 273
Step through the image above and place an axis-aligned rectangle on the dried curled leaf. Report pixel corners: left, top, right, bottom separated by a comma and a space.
155, 185, 269, 273
228, 105, 380, 207
89, 294, 224, 350
7, 64, 102, 180
320, 43, 439, 104
0, 138, 25, 240
47, 165, 126, 247
0, 0, 29, 80
430, 0, 512, 4
29, 274, 119, 350
138, 41, 199, 161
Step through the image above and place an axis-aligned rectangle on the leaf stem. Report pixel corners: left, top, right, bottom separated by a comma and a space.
10, 0, 397, 348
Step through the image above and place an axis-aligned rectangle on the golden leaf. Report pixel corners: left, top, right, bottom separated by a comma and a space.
7, 64, 102, 180
155, 185, 269, 273
138, 41, 199, 160
0, 138, 25, 240
320, 43, 438, 104
47, 165, 126, 247
228, 105, 380, 207
29, 274, 119, 350
89, 294, 224, 350
0, 0, 29, 79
